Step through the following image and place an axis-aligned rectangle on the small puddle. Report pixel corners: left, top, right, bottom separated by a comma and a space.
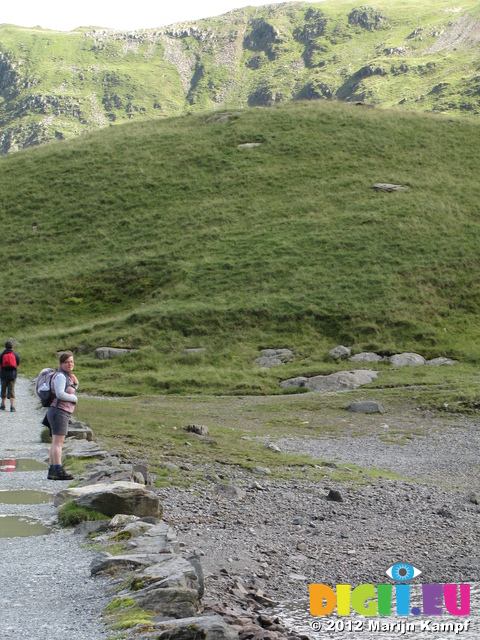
1, 458, 48, 472
0, 515, 52, 537
0, 490, 54, 505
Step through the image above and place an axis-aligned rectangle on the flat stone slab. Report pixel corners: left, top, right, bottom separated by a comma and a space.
124, 522, 179, 554
280, 370, 378, 392
63, 440, 109, 459
90, 552, 152, 575
372, 183, 409, 192
348, 401, 385, 414
137, 555, 199, 586
94, 347, 138, 359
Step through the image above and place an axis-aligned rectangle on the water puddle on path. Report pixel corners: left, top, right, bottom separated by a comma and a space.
0, 515, 52, 537
0, 458, 48, 472
0, 490, 54, 505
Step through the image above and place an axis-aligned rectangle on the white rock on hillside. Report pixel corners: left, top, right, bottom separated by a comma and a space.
349, 352, 383, 363
389, 353, 426, 366
280, 369, 378, 392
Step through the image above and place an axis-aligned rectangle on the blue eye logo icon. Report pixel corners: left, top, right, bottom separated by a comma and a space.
386, 563, 422, 582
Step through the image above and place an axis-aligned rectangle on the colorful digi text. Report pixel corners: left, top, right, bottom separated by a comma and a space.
309, 563, 472, 634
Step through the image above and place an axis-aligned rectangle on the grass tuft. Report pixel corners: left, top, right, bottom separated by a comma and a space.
57, 500, 109, 527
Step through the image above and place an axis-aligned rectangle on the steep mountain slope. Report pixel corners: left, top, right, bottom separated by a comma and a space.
1, 0, 480, 154
2, 99, 480, 393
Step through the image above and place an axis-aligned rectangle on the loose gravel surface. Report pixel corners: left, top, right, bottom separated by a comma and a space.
274, 415, 480, 492
2, 377, 478, 639
158, 404, 480, 636
161, 470, 480, 602
0, 377, 110, 640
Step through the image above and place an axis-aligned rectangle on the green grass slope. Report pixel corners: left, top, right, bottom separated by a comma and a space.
1, 0, 480, 153
1, 100, 480, 395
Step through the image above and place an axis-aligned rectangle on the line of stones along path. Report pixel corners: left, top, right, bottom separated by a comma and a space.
0, 376, 109, 640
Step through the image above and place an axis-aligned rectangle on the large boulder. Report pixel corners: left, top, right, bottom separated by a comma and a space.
279, 376, 309, 389
255, 348, 294, 369
54, 481, 162, 518
280, 370, 378, 392
427, 357, 457, 366
389, 353, 426, 366
349, 352, 383, 363
329, 345, 351, 360
121, 554, 203, 618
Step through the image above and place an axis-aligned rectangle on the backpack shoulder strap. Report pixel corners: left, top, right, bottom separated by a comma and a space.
51, 369, 67, 389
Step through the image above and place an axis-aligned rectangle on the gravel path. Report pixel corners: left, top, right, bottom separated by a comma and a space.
0, 377, 110, 640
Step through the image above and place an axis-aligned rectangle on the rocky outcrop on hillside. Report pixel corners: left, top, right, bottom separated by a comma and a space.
0, 52, 21, 94
348, 7, 389, 31
295, 8, 328, 41
1, 1, 480, 153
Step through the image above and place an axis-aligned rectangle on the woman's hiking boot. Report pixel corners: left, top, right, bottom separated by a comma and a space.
47, 467, 74, 480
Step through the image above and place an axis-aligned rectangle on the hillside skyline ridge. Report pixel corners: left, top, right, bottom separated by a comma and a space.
0, 0, 309, 33
1, 0, 479, 155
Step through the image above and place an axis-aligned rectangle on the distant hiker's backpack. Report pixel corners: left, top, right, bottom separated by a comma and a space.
1, 352, 17, 368
35, 368, 57, 407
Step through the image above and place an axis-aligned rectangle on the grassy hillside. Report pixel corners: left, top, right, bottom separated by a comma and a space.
1, 0, 480, 152
1, 100, 480, 397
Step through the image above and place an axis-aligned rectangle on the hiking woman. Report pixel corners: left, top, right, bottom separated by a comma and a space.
46, 351, 78, 480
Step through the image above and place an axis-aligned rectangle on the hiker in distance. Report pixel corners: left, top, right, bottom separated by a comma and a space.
45, 351, 78, 480
0, 340, 20, 412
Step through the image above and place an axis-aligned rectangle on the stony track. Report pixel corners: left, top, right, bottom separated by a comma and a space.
2, 376, 479, 639
0, 377, 109, 640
